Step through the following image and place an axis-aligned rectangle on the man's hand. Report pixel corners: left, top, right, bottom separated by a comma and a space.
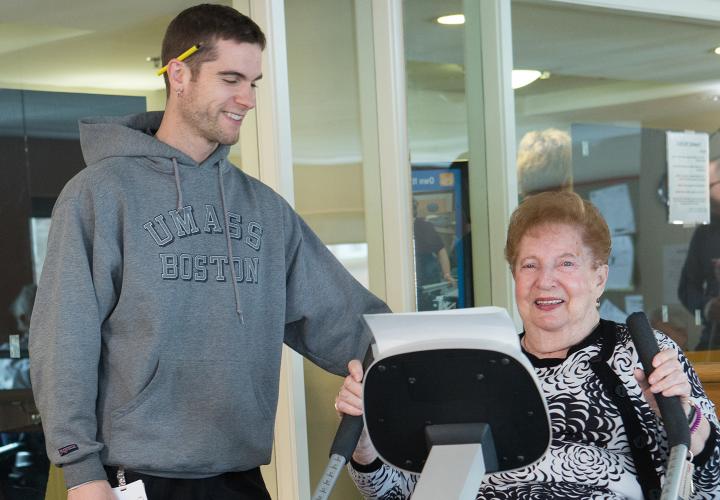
334, 360, 378, 464
335, 359, 364, 417
67, 480, 114, 500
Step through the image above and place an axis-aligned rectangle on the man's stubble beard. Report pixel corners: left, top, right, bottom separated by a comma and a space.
180, 91, 240, 146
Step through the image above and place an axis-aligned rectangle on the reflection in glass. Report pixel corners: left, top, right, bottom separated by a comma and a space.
678, 148, 720, 351
511, 0, 720, 359
0, 89, 145, 499
517, 128, 572, 198
411, 165, 472, 310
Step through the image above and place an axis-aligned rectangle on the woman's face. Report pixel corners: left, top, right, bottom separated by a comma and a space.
514, 223, 608, 346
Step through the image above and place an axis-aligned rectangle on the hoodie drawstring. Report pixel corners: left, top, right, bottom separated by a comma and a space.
172, 157, 184, 211
218, 160, 244, 323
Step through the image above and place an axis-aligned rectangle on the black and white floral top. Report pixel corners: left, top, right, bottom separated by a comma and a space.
348, 320, 720, 499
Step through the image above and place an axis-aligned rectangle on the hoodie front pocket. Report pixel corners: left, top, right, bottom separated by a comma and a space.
108, 358, 274, 474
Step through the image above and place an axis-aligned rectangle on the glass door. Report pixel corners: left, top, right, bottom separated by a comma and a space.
511, 0, 720, 408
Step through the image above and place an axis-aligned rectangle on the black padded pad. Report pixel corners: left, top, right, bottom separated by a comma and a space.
364, 348, 549, 474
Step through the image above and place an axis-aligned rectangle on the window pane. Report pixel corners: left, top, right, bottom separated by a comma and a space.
512, 1, 720, 361
0, 90, 145, 499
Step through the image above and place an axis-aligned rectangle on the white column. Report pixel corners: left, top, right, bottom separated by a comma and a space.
369, 0, 415, 313
354, 0, 387, 301
462, 0, 491, 308
481, 0, 518, 312
463, 0, 518, 315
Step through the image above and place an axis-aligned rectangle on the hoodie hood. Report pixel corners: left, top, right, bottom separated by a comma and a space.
78, 111, 231, 172
78, 111, 243, 319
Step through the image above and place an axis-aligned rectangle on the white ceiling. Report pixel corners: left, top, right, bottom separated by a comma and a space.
0, 0, 211, 91
2, 0, 720, 164
404, 0, 720, 163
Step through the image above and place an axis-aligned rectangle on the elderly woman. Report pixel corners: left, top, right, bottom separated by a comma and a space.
336, 191, 720, 499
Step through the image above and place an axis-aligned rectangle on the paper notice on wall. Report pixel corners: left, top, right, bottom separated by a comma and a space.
624, 295, 645, 315
667, 131, 710, 225
599, 299, 627, 324
606, 235, 634, 290
589, 184, 636, 235
662, 243, 689, 304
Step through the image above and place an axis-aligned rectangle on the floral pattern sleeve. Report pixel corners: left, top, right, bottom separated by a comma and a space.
347, 459, 418, 499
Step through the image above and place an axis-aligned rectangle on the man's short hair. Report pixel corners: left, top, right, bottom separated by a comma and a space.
161, 3, 266, 90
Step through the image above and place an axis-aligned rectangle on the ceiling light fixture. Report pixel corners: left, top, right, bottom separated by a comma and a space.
714, 46, 720, 55
512, 69, 543, 89
437, 14, 465, 25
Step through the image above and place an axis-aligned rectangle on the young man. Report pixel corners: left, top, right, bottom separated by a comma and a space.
29, 4, 388, 499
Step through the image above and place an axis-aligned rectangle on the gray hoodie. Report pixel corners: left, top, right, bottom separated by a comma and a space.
29, 112, 388, 488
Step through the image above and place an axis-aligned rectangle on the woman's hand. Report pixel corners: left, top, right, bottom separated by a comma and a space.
335, 359, 379, 465
634, 348, 711, 455
633, 348, 691, 414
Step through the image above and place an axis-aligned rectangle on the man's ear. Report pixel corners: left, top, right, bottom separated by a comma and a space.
167, 60, 190, 94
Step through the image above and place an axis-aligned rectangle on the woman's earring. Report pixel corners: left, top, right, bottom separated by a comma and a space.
596, 297, 601, 308
176, 88, 184, 97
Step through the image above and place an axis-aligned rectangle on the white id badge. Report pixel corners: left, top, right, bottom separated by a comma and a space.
111, 480, 148, 500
